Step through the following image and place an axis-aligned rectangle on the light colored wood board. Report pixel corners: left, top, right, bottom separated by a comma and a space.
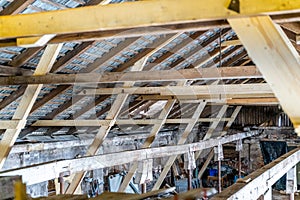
228, 16, 300, 134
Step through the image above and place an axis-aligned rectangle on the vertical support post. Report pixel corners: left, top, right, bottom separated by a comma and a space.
188, 169, 192, 191
185, 149, 196, 191
59, 176, 64, 194
218, 159, 222, 193
236, 139, 243, 178
248, 143, 252, 172
215, 143, 223, 193
286, 166, 297, 200
14, 181, 27, 200
238, 151, 242, 178
141, 183, 147, 194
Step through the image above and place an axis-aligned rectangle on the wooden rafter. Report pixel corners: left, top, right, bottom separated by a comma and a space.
0, 44, 62, 169
0, 0, 35, 15
228, 16, 300, 135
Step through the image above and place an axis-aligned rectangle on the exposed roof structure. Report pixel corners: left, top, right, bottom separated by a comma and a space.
0, 0, 300, 197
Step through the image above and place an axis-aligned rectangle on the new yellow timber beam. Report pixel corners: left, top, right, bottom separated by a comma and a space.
0, 0, 300, 41
228, 16, 300, 135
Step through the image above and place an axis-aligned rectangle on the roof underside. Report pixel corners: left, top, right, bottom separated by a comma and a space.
0, 0, 297, 142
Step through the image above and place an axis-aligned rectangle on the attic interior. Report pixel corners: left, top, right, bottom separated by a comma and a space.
0, 0, 300, 199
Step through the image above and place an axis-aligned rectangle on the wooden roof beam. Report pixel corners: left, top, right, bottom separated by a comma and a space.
0, 0, 300, 42
228, 16, 300, 135
78, 83, 273, 96
0, 66, 262, 85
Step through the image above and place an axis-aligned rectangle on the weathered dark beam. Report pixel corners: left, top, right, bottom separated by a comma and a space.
221, 49, 248, 67
71, 95, 110, 119
0, 0, 34, 15
0, 65, 32, 76
143, 31, 205, 71
0, 85, 27, 110
0, 66, 262, 85
281, 22, 300, 45
30, 85, 70, 113
167, 28, 231, 69
50, 41, 94, 73
42, 94, 83, 120
9, 47, 43, 67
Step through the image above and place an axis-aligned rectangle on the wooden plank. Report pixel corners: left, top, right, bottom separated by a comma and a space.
0, 0, 300, 41
281, 23, 300, 45
0, 44, 62, 169
0, 66, 262, 85
152, 102, 207, 190
226, 97, 279, 105
0, 14, 299, 46
78, 83, 272, 96
137, 94, 276, 101
0, 131, 258, 185
228, 16, 300, 135
30, 117, 233, 127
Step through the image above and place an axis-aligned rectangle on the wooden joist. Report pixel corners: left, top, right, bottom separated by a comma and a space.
0, 66, 262, 85
228, 16, 300, 135
77, 84, 273, 96
31, 117, 232, 127
0, 44, 62, 169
